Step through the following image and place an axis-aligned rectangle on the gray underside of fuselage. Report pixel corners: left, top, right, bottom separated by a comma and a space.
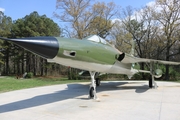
48, 57, 135, 76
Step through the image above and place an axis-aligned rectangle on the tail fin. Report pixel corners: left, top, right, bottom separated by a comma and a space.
130, 39, 135, 56
129, 39, 137, 79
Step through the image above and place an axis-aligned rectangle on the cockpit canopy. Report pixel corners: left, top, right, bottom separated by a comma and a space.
83, 35, 107, 44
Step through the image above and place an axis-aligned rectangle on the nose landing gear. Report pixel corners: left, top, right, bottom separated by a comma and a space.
88, 71, 100, 99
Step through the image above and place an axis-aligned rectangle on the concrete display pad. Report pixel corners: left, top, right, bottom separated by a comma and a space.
0, 81, 180, 120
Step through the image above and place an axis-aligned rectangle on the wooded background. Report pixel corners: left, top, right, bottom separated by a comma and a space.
0, 0, 179, 80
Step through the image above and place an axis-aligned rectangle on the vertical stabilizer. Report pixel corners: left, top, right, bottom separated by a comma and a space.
128, 39, 136, 79
130, 39, 135, 56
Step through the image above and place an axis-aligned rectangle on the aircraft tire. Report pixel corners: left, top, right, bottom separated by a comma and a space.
96, 78, 101, 86
149, 78, 153, 88
89, 87, 94, 98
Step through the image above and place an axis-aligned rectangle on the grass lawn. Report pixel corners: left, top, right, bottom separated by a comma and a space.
0, 76, 179, 93
0, 76, 89, 93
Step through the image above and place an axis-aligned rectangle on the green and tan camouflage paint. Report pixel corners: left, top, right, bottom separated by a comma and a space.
56, 37, 119, 65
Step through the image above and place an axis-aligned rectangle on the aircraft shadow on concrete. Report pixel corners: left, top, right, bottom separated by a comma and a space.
0, 81, 149, 113
97, 82, 149, 93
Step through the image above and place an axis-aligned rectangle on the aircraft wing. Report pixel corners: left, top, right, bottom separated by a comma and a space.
121, 53, 180, 65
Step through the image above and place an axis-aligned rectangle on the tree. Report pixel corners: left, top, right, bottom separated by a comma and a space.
11, 11, 61, 76
54, 0, 118, 39
153, 0, 180, 80
112, 6, 163, 79
111, 3, 180, 79
110, 20, 133, 53
0, 11, 13, 75
12, 11, 60, 37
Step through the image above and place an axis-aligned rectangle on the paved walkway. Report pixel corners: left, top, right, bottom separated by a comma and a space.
0, 81, 180, 120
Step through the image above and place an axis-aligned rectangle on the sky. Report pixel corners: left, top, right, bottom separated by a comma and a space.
0, 0, 154, 25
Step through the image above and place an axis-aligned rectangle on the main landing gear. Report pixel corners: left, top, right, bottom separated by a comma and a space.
149, 75, 157, 88
95, 78, 101, 86
149, 61, 158, 89
89, 71, 101, 99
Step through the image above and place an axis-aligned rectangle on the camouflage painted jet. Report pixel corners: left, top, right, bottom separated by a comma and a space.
0, 35, 180, 99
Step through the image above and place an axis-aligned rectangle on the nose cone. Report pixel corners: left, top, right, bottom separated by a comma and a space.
1, 37, 59, 59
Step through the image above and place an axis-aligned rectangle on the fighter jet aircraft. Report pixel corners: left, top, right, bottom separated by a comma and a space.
0, 35, 179, 99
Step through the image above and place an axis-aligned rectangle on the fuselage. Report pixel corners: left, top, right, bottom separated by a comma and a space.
48, 36, 135, 76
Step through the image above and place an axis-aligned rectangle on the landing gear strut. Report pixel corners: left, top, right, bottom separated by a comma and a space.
95, 78, 101, 86
149, 75, 157, 88
149, 77, 153, 88
89, 71, 98, 99
149, 61, 158, 89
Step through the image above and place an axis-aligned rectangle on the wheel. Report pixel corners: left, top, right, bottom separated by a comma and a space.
149, 77, 153, 88
89, 87, 94, 98
96, 78, 101, 86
